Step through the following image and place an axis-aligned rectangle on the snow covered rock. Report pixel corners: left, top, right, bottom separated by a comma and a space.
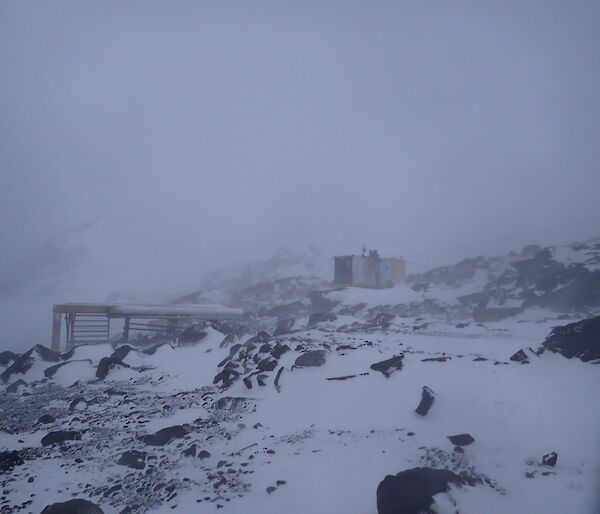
370, 355, 404, 378
40, 499, 104, 514
510, 349, 530, 364
415, 386, 435, 416
540, 316, 600, 362
1, 344, 61, 383
294, 350, 326, 367
376, 467, 476, 514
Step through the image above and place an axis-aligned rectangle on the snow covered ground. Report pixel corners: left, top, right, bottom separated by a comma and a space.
1, 307, 599, 514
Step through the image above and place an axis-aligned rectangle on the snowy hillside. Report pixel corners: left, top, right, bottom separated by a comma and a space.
1, 238, 599, 514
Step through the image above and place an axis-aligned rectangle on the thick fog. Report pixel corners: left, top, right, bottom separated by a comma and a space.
1, 1, 599, 349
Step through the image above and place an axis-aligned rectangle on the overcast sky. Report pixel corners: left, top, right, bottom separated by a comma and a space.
1, 1, 600, 339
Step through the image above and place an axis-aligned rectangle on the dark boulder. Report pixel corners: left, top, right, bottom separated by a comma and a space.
181, 444, 197, 458
540, 316, 600, 362
110, 345, 133, 361
41, 431, 82, 447
447, 433, 475, 446
32, 344, 61, 362
376, 467, 476, 514
370, 355, 404, 378
1, 350, 34, 383
117, 450, 146, 469
37, 414, 56, 425
415, 386, 435, 417
139, 425, 187, 446
213, 366, 241, 388
0, 350, 17, 366
294, 350, 326, 368
258, 343, 273, 354
0, 450, 24, 473
542, 452, 558, 467
257, 357, 278, 372
40, 499, 104, 514
271, 343, 290, 359
510, 349, 529, 364
198, 450, 211, 460
96, 357, 131, 380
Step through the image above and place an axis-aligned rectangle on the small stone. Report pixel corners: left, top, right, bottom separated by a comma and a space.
542, 452, 558, 467
447, 434, 474, 446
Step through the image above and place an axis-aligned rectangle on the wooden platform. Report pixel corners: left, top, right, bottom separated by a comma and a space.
51, 303, 244, 351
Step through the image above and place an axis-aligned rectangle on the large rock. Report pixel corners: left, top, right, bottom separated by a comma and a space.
117, 450, 147, 469
110, 345, 133, 361
294, 350, 326, 368
139, 425, 187, 446
370, 355, 404, 378
96, 357, 130, 380
0, 351, 17, 366
447, 433, 475, 446
377, 467, 475, 514
41, 431, 82, 447
41, 499, 104, 514
415, 386, 435, 416
540, 316, 600, 362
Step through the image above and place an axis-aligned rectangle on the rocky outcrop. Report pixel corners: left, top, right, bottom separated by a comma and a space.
41, 499, 104, 514
377, 467, 476, 514
540, 316, 600, 362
